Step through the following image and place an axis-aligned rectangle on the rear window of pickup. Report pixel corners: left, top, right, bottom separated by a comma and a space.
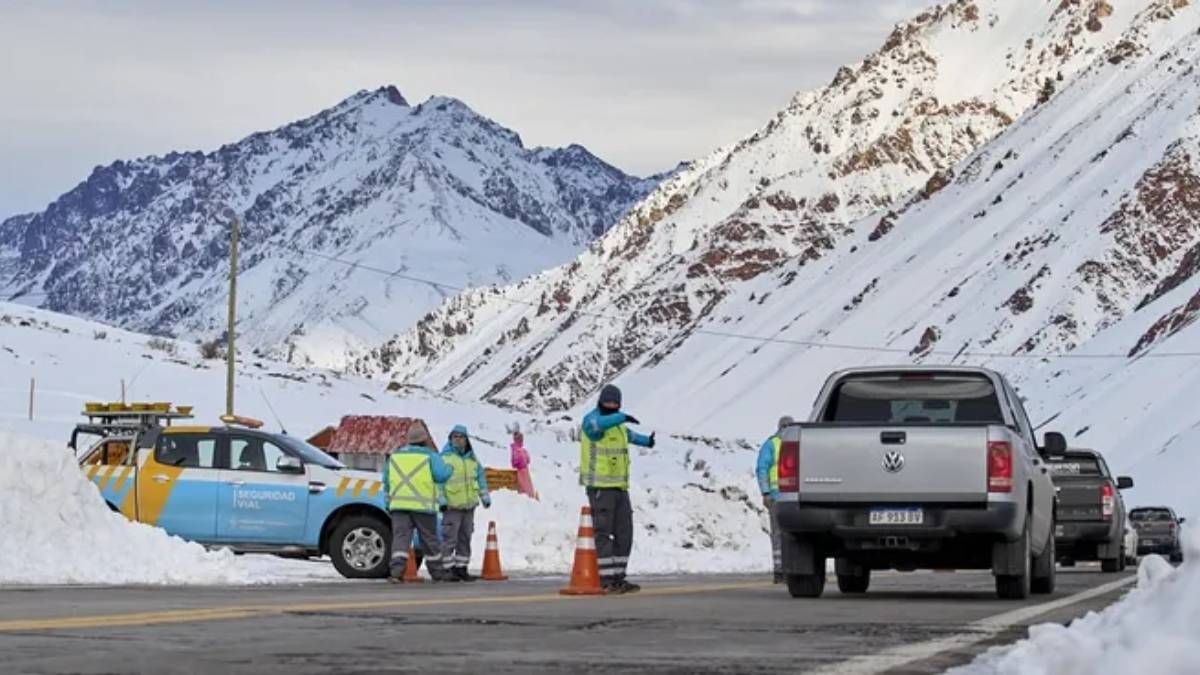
822, 373, 1005, 424
1130, 509, 1174, 522
1047, 458, 1102, 477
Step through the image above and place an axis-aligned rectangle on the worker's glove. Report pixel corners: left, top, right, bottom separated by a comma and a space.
439, 504, 448, 513
647, 432, 656, 448
623, 413, 641, 425
481, 495, 492, 509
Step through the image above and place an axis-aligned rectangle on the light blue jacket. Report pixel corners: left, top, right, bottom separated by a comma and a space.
756, 435, 780, 498
581, 409, 652, 446
440, 424, 491, 507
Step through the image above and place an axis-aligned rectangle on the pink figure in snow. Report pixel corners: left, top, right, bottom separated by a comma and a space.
509, 426, 539, 500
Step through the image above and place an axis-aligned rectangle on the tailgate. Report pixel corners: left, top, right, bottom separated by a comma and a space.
1053, 479, 1103, 521
796, 425, 990, 503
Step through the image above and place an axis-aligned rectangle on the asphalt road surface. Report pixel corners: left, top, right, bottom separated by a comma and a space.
0, 567, 1135, 675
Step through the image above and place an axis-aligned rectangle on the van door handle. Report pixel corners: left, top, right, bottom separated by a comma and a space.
309, 481, 327, 495
152, 474, 171, 484
880, 431, 906, 445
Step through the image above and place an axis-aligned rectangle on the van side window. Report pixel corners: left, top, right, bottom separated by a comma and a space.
156, 434, 217, 468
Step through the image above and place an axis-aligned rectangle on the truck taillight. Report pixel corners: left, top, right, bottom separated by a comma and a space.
987, 441, 1013, 493
1100, 483, 1115, 519
779, 440, 800, 492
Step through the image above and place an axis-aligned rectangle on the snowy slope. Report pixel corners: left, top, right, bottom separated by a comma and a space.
0, 302, 771, 581
356, 0, 1155, 410
354, 0, 1200, 519
0, 86, 662, 369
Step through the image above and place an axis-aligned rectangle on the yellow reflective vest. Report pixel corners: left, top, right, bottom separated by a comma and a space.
579, 423, 630, 489
386, 452, 437, 513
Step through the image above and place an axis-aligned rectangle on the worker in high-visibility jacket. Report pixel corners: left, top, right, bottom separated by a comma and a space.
439, 424, 491, 582
383, 424, 454, 583
580, 384, 655, 594
756, 416, 794, 584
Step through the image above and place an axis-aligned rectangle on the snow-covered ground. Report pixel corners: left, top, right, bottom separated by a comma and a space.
0, 302, 770, 585
0, 430, 344, 586
955, 534, 1200, 675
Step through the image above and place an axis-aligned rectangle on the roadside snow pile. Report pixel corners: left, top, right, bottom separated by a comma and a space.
0, 431, 340, 585
954, 533, 1200, 675
471, 433, 772, 575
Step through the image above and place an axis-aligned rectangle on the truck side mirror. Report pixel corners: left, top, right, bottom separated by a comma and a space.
1180, 517, 1188, 525
276, 456, 304, 473
1117, 476, 1134, 490
1042, 431, 1067, 457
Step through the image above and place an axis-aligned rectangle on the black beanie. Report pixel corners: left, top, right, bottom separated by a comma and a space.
598, 384, 622, 408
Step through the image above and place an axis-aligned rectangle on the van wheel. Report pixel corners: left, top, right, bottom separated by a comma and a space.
330, 515, 390, 579
1031, 525, 1056, 595
787, 573, 826, 598
996, 524, 1032, 600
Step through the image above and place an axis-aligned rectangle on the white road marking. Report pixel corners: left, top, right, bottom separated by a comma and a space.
810, 574, 1137, 675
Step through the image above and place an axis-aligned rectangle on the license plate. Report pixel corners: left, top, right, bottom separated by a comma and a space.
869, 508, 924, 525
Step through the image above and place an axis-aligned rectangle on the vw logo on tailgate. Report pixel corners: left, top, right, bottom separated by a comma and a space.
882, 450, 905, 473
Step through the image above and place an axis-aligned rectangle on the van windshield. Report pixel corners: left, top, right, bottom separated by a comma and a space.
824, 373, 1005, 424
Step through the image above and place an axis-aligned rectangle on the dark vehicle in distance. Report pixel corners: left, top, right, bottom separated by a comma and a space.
1046, 449, 1133, 572
1130, 507, 1186, 563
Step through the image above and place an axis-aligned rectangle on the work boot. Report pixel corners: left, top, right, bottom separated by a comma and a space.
387, 575, 405, 585
433, 569, 460, 583
773, 572, 784, 584
455, 567, 477, 582
601, 578, 622, 595
617, 579, 641, 594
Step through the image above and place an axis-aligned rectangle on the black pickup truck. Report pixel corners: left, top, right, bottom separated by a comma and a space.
1130, 506, 1186, 563
1047, 449, 1133, 572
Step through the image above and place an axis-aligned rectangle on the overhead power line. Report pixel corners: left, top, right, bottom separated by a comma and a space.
288, 246, 1200, 362
7, 246, 1194, 361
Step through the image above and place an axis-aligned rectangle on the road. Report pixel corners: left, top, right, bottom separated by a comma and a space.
0, 567, 1134, 674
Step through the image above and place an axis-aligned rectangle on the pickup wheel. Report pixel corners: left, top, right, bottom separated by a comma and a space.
1031, 524, 1056, 595
836, 570, 870, 594
996, 523, 1032, 600
1170, 550, 1184, 564
786, 573, 826, 598
329, 515, 390, 579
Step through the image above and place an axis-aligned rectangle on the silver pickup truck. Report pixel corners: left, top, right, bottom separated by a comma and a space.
775, 366, 1060, 600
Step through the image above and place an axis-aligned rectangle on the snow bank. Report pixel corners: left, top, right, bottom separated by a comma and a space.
465, 432, 772, 575
953, 532, 1200, 675
0, 431, 341, 586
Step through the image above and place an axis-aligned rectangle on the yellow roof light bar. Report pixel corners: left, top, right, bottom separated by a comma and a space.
220, 414, 264, 429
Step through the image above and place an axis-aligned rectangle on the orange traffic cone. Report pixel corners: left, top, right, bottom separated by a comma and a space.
560, 506, 604, 596
403, 546, 423, 583
481, 521, 509, 581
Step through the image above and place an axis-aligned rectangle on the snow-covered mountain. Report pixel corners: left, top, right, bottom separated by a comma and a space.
352, 0, 1200, 517
0, 86, 662, 368
358, 0, 1190, 408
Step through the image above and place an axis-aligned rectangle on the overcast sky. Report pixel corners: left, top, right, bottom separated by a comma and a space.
0, 0, 931, 218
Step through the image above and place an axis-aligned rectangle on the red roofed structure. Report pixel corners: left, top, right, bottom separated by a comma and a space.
313, 415, 435, 471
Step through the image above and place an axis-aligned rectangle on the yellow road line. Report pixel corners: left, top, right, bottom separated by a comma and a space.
0, 581, 768, 633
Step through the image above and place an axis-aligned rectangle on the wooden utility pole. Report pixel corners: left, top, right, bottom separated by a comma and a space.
226, 213, 240, 417
28, 378, 34, 421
